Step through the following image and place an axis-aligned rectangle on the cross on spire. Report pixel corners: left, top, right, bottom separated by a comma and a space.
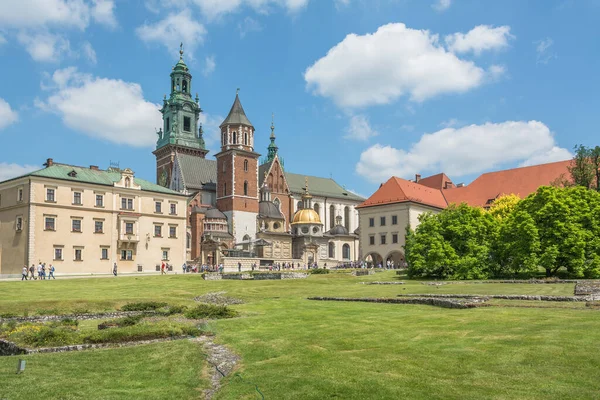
179, 42, 184, 60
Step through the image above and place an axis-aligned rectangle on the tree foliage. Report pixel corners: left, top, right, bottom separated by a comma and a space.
405, 186, 600, 279
568, 144, 597, 189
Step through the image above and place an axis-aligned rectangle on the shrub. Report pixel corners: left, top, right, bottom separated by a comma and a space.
83, 321, 202, 344
0, 312, 18, 318
309, 268, 329, 275
11, 325, 78, 347
121, 302, 168, 311
163, 305, 188, 316
184, 304, 238, 320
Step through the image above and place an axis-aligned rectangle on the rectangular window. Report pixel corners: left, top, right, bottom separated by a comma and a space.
54, 248, 63, 261
96, 194, 104, 207
183, 116, 191, 132
169, 226, 176, 238
380, 216, 386, 226
101, 248, 109, 260
16, 216, 23, 231
380, 234, 387, 245
45, 217, 55, 231
155, 201, 162, 213
369, 217, 374, 227
121, 250, 133, 261
72, 219, 82, 232
369, 236, 375, 246
166, 117, 170, 133
17, 188, 23, 202
73, 192, 82, 205
121, 198, 134, 210
74, 248, 82, 261
46, 188, 55, 202
154, 225, 162, 237
125, 222, 134, 235
392, 215, 398, 225
170, 203, 177, 215
162, 249, 169, 261
95, 221, 103, 233
392, 233, 398, 244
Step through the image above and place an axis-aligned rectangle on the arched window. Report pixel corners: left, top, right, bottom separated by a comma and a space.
328, 242, 335, 258
297, 201, 302, 210
244, 160, 248, 172
222, 161, 226, 173
243, 131, 248, 145
344, 206, 350, 231
242, 234, 251, 251
273, 197, 280, 210
176, 79, 180, 91
223, 182, 227, 197
222, 131, 227, 145
314, 203, 320, 216
329, 205, 335, 229
187, 233, 191, 249
182, 80, 188, 93
125, 177, 130, 188
343, 244, 350, 260
232, 132, 237, 144
243, 181, 248, 196
279, 175, 284, 191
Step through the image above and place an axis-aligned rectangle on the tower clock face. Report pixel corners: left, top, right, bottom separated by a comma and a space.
159, 168, 168, 187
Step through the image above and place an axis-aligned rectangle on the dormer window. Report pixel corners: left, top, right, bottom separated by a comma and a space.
68, 170, 77, 177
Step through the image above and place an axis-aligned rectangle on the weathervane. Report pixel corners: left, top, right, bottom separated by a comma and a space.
179, 42, 184, 60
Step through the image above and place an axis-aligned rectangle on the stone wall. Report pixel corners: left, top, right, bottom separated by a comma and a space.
0, 310, 155, 324
204, 272, 308, 281
396, 294, 589, 302
351, 270, 374, 276
308, 296, 475, 309
0, 339, 27, 356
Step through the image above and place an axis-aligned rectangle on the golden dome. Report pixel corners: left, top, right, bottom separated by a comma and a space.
291, 208, 321, 225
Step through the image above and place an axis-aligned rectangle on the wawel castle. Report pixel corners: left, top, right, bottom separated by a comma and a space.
0, 48, 573, 277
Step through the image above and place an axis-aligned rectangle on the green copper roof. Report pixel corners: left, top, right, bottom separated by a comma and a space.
220, 93, 253, 127
284, 172, 365, 201
15, 164, 184, 196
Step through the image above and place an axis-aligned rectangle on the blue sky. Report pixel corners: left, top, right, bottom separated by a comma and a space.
0, 0, 599, 197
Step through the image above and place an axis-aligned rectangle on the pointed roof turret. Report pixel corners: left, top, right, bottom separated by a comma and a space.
220, 90, 253, 127
267, 113, 278, 163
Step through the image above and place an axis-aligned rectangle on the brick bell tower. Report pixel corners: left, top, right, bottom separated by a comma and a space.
153, 43, 208, 187
215, 91, 260, 244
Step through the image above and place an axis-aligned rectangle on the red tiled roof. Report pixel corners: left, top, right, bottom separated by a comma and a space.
443, 160, 571, 207
357, 176, 448, 210
417, 173, 454, 190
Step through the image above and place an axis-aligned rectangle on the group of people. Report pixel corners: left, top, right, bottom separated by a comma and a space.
21, 263, 56, 280
181, 263, 224, 274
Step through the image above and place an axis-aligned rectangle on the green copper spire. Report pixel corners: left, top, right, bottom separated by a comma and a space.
155, 43, 206, 152
267, 113, 278, 163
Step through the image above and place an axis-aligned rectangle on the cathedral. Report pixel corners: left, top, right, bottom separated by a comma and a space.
153, 48, 364, 268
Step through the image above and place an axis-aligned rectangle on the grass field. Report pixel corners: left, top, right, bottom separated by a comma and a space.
1, 272, 599, 399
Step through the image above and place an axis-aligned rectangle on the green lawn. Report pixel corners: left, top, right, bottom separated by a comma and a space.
1, 272, 598, 399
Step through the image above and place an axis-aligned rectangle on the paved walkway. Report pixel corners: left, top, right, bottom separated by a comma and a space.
0, 271, 197, 282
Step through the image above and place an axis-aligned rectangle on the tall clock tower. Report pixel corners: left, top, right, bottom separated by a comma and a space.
215, 92, 260, 244
153, 44, 208, 187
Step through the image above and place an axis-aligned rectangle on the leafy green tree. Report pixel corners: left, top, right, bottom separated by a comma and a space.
488, 194, 521, 221
568, 145, 595, 189
591, 146, 600, 192
492, 210, 540, 277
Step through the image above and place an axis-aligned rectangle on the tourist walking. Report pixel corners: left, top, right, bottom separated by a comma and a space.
161, 262, 166, 275
41, 263, 47, 279
113, 262, 118, 276
182, 262, 187, 274
21, 265, 28, 280
29, 264, 36, 280
37, 262, 43, 280
48, 264, 55, 279
238, 262, 242, 272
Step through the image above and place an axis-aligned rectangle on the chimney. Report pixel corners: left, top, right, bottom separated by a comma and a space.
44, 158, 54, 168
90, 165, 99, 171
415, 174, 421, 183
444, 181, 455, 189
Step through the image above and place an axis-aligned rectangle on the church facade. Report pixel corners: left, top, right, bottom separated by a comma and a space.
153, 49, 364, 268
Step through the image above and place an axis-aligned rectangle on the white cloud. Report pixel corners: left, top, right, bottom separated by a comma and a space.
192, 0, 309, 20
535, 38, 556, 65
82, 41, 97, 64
445, 25, 513, 55
432, 0, 451, 12
0, 0, 91, 30
92, 0, 117, 29
356, 121, 571, 183
334, 0, 350, 8
203, 55, 216, 76
344, 114, 378, 141
199, 113, 225, 151
520, 146, 572, 167
0, 98, 19, 130
238, 16, 262, 38
488, 64, 506, 80
304, 23, 491, 108
36, 67, 162, 147
0, 163, 39, 182
0, 34, 6, 45
17, 31, 71, 62
136, 11, 207, 58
